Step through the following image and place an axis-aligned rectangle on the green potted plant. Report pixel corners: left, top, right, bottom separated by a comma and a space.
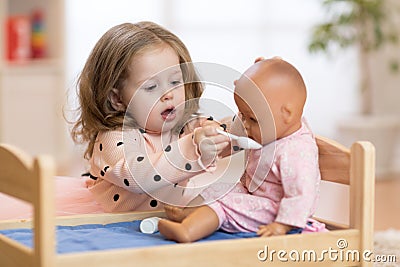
308, 0, 400, 177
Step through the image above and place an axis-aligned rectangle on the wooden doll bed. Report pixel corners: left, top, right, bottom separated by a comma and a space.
0, 136, 375, 267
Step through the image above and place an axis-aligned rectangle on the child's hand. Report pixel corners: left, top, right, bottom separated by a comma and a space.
257, 222, 292, 237
193, 121, 230, 168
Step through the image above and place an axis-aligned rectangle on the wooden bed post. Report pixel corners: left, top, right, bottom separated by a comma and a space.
350, 141, 375, 267
33, 156, 56, 267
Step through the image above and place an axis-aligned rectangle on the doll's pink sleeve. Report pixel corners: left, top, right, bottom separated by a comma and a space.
274, 139, 320, 228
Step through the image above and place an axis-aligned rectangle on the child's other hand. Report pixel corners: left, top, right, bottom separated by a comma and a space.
254, 56, 282, 64
193, 121, 229, 167
254, 56, 265, 63
257, 222, 292, 237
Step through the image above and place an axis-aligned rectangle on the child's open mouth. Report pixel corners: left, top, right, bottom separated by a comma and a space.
161, 107, 176, 121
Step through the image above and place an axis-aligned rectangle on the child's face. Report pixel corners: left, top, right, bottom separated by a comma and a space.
121, 44, 185, 133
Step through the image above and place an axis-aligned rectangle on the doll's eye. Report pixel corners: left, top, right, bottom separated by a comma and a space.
250, 117, 258, 123
238, 112, 257, 123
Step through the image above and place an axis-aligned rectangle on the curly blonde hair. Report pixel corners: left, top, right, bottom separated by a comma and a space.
71, 22, 203, 159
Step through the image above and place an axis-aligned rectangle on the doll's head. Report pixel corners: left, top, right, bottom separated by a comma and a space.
234, 57, 306, 146
71, 21, 203, 159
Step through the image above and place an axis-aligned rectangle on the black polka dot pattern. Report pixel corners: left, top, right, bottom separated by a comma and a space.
207, 116, 214, 121
99, 143, 103, 151
153, 175, 161, 182
89, 173, 98, 180
101, 166, 108, 177
185, 163, 192, 170
113, 194, 120, 201
137, 156, 144, 162
220, 124, 227, 131
233, 145, 240, 151
123, 179, 129, 186
150, 199, 158, 207
174, 183, 178, 187
117, 141, 123, 146
165, 145, 171, 152
139, 128, 146, 134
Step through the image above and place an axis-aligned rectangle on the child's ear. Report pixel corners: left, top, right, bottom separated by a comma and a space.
108, 88, 126, 111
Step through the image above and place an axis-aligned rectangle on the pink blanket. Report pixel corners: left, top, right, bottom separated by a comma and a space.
0, 176, 104, 220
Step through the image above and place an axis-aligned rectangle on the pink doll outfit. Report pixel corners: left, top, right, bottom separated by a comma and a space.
201, 118, 321, 233
86, 127, 208, 212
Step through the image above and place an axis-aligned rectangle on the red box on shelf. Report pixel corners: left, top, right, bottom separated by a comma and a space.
6, 15, 32, 61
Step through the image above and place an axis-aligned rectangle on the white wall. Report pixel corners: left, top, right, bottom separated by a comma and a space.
65, 0, 359, 141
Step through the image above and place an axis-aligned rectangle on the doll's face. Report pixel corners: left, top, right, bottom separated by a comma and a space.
234, 58, 305, 146
233, 77, 276, 146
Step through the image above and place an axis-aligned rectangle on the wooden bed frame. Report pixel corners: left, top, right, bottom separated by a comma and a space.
0, 136, 375, 267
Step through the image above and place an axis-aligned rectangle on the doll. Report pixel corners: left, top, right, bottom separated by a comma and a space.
158, 57, 321, 242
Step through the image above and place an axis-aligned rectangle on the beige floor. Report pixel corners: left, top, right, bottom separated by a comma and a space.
374, 175, 400, 231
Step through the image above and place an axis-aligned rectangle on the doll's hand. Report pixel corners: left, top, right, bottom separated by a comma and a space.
193, 121, 229, 168
257, 222, 292, 237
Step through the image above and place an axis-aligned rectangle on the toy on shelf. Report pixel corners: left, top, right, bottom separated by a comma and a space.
5, 9, 47, 62
6, 15, 31, 61
31, 9, 46, 59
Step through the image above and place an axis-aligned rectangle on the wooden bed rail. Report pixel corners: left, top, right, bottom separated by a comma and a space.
0, 144, 56, 267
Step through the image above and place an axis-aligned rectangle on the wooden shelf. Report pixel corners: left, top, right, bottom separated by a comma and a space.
0, 0, 68, 163
0, 58, 63, 74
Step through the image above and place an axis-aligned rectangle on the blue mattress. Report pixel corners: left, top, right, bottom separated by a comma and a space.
0, 220, 257, 254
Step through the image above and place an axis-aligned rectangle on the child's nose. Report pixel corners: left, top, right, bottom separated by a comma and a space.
161, 89, 173, 101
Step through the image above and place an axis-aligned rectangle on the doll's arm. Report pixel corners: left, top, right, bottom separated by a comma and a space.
257, 221, 292, 237
274, 140, 320, 228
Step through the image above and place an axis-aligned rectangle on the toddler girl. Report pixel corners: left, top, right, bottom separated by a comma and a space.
71, 21, 229, 212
